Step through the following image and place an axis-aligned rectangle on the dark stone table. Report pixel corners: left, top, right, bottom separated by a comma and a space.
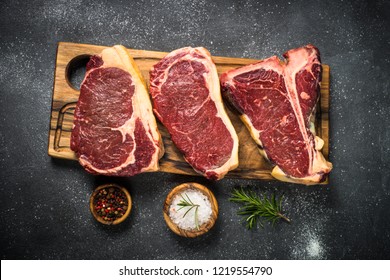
1, 0, 389, 259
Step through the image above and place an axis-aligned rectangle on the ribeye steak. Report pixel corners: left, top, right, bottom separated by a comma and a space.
220, 45, 332, 184
149, 47, 239, 180
71, 45, 164, 176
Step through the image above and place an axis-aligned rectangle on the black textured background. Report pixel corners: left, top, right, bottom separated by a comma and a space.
1, 0, 389, 260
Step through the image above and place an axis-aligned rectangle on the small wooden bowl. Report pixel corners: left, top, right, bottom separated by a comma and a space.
163, 182, 218, 238
90, 183, 132, 225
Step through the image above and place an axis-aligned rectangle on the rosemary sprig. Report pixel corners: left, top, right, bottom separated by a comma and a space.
229, 187, 290, 229
177, 193, 200, 230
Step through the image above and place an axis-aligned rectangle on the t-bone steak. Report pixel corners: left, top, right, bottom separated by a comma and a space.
70, 45, 164, 176
149, 47, 239, 180
220, 44, 332, 184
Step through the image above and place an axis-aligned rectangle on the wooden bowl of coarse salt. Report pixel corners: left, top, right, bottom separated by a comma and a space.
163, 182, 218, 238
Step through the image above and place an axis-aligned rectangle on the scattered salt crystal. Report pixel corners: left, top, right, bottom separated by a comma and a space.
306, 236, 323, 258
169, 189, 212, 230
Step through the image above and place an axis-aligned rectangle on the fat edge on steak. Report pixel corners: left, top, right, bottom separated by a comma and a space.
220, 45, 332, 185
71, 45, 164, 176
149, 47, 239, 180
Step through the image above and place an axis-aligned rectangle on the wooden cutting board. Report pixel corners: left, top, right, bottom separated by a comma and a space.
48, 42, 330, 181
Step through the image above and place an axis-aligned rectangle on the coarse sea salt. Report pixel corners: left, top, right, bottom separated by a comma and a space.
169, 189, 212, 230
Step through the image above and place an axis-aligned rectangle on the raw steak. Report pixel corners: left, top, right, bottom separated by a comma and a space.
70, 45, 164, 176
149, 47, 239, 180
220, 45, 332, 184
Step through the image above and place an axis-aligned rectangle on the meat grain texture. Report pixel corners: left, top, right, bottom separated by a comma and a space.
71, 45, 164, 176
149, 47, 239, 180
220, 45, 332, 185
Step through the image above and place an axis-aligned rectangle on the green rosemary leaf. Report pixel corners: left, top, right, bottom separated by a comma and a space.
177, 193, 201, 229
182, 205, 196, 218
229, 187, 290, 229
195, 205, 199, 230
185, 193, 195, 205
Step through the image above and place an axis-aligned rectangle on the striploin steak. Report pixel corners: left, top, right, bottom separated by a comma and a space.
220, 45, 332, 184
149, 47, 239, 180
71, 45, 164, 176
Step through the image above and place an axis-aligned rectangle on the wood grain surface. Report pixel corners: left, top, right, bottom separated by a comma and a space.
48, 42, 330, 181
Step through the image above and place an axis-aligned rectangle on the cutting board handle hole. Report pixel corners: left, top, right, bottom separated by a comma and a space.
65, 55, 91, 90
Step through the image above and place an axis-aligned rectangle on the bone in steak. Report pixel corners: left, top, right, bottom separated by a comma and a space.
71, 45, 163, 176
220, 45, 332, 184
149, 47, 239, 180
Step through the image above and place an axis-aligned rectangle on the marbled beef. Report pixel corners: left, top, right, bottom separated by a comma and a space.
220, 45, 332, 184
71, 45, 163, 176
149, 47, 239, 180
